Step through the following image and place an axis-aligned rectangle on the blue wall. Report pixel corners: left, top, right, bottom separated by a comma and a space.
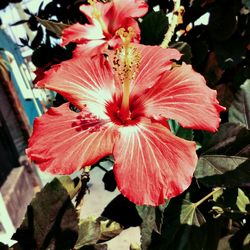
0, 29, 42, 126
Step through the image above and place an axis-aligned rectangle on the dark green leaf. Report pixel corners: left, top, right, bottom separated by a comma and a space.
190, 40, 208, 66
195, 155, 250, 187
242, 0, 250, 9
0, 243, 9, 250
78, 244, 108, 250
214, 38, 247, 69
136, 206, 156, 250
12, 178, 78, 250
204, 52, 224, 86
209, 5, 237, 41
139, 11, 169, 45
31, 26, 44, 49
213, 188, 249, 219
203, 217, 226, 250
155, 203, 169, 233
215, 84, 234, 109
19, 38, 30, 47
98, 217, 122, 242
149, 199, 207, 250
75, 217, 122, 249
136, 202, 168, 250
229, 80, 250, 129
36, 17, 70, 37
10, 20, 28, 26
9, 243, 22, 250
169, 41, 192, 63
75, 217, 101, 248
201, 122, 250, 157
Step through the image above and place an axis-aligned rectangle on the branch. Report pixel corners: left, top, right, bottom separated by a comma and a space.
160, 0, 181, 48
75, 167, 91, 212
194, 188, 223, 208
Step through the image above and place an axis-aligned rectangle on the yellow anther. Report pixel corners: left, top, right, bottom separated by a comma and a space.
116, 27, 136, 47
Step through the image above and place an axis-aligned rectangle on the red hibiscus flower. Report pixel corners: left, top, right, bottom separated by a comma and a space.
61, 0, 148, 56
26, 38, 225, 205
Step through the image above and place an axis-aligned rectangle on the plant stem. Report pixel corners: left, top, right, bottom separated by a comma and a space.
160, 0, 181, 48
75, 167, 91, 212
194, 187, 223, 208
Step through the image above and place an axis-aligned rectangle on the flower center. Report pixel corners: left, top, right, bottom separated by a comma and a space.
88, 0, 109, 34
112, 27, 141, 122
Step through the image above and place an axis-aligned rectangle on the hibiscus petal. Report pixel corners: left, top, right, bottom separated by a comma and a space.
26, 103, 118, 174
61, 23, 104, 46
107, 0, 148, 32
80, 1, 113, 25
130, 45, 181, 97
37, 55, 115, 119
113, 118, 197, 206
112, 0, 148, 19
72, 41, 107, 57
138, 64, 225, 132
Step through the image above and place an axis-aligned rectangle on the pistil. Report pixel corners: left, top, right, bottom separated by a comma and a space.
113, 28, 141, 122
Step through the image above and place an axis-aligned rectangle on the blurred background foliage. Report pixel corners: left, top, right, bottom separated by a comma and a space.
0, 0, 249, 249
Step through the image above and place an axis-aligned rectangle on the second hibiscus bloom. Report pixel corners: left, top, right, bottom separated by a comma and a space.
61, 0, 148, 56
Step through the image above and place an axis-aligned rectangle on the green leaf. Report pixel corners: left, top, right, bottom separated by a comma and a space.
150, 199, 207, 250
136, 202, 168, 250
201, 122, 250, 157
236, 188, 250, 212
75, 217, 101, 248
12, 178, 78, 250
168, 119, 194, 141
36, 17, 70, 37
212, 188, 224, 202
136, 206, 156, 250
155, 203, 169, 233
195, 155, 250, 187
139, 11, 169, 45
179, 200, 205, 226
98, 217, 123, 242
75, 217, 122, 249
229, 79, 250, 129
